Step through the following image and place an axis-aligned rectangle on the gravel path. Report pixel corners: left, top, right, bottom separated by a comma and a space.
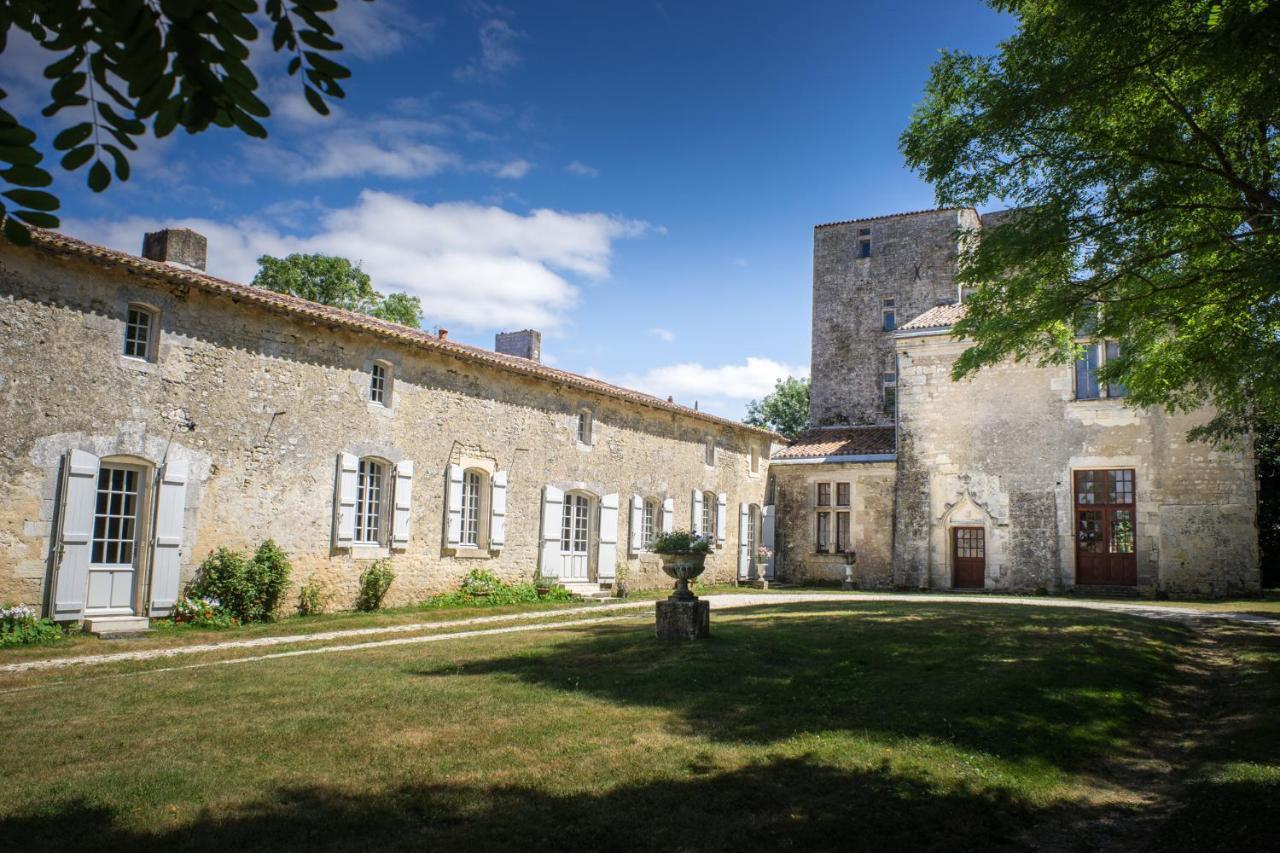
3, 592, 1276, 675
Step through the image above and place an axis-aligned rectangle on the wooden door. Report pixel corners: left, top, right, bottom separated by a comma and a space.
1074, 470, 1137, 586
86, 464, 143, 614
952, 527, 985, 589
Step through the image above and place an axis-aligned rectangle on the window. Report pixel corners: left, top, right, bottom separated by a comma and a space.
92, 465, 140, 565
836, 512, 851, 553
702, 491, 716, 540
1075, 342, 1126, 400
882, 298, 896, 332
560, 493, 590, 553
858, 227, 871, 258
1105, 342, 1127, 398
746, 504, 759, 555
750, 445, 760, 474
816, 482, 831, 507
816, 511, 830, 553
355, 458, 386, 544
123, 305, 154, 360
704, 437, 715, 466
370, 362, 388, 406
577, 409, 593, 445
883, 372, 897, 415
836, 482, 850, 507
643, 498, 660, 547
460, 469, 483, 546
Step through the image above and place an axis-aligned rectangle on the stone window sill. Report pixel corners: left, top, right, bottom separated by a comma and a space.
348, 544, 390, 560
120, 355, 158, 374
447, 545, 494, 559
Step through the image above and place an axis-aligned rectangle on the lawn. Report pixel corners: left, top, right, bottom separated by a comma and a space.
1, 602, 1276, 852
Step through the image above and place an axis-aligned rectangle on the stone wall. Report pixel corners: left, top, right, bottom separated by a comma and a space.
0, 243, 774, 613
893, 332, 1259, 596
809, 209, 979, 426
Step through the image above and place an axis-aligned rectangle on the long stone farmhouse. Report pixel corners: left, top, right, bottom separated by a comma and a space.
0, 205, 1261, 632
0, 229, 782, 631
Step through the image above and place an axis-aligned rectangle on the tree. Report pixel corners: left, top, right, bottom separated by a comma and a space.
745, 377, 809, 439
0, 0, 370, 244
253, 253, 422, 328
900, 0, 1280, 443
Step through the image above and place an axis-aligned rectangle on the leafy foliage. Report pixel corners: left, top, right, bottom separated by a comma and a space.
0, 0, 369, 244
253, 253, 423, 327
0, 603, 63, 646
172, 595, 238, 629
297, 578, 334, 616
356, 559, 395, 611
188, 540, 293, 623
650, 530, 713, 555
745, 376, 809, 439
423, 568, 574, 609
900, 0, 1280, 441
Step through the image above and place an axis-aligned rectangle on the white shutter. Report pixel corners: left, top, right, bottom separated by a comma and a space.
490, 470, 508, 549
597, 493, 619, 582
761, 505, 776, 579
661, 497, 674, 534
149, 458, 188, 616
391, 460, 413, 547
334, 452, 358, 546
446, 463, 464, 546
691, 490, 703, 536
540, 485, 564, 578
52, 449, 99, 620
629, 494, 643, 554
738, 502, 751, 579
716, 493, 728, 546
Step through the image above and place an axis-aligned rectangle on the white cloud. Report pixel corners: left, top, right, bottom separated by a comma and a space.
619, 358, 807, 407
566, 160, 600, 178
63, 191, 650, 334
495, 158, 532, 179
454, 15, 525, 81
329, 0, 436, 60
649, 327, 676, 343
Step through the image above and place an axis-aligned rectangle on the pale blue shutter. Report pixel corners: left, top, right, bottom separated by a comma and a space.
597, 493, 618, 582
629, 494, 643, 554
391, 460, 413, 548
52, 449, 99, 620
761, 505, 776, 579
661, 497, 674, 533
149, 458, 188, 616
716, 493, 728, 546
334, 453, 358, 546
490, 470, 508, 549
738, 502, 751, 579
691, 489, 703, 536
540, 485, 564, 578
446, 464, 464, 546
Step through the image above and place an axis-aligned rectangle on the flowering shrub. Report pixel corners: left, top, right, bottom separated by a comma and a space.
424, 568, 573, 609
0, 603, 64, 647
650, 530, 714, 555
172, 595, 237, 629
356, 560, 396, 611
756, 545, 773, 561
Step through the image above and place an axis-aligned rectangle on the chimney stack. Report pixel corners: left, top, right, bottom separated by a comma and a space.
141, 227, 207, 271
438, 328, 449, 341
495, 329, 541, 362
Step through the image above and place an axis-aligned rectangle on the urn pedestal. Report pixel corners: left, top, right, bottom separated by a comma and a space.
655, 599, 710, 640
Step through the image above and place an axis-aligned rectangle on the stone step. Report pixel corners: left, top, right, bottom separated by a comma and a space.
82, 616, 150, 638
1070, 585, 1141, 599
558, 581, 614, 600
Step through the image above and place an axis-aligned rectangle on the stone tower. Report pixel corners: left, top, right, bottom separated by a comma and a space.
808, 208, 982, 426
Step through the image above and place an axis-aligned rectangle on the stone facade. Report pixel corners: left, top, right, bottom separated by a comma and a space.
0, 233, 779, 617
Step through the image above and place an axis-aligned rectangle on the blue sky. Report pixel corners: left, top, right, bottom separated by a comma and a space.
4, 0, 1015, 417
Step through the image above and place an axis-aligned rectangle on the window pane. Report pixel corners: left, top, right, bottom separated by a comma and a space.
816, 512, 829, 552
1108, 469, 1134, 505
816, 483, 831, 506
882, 310, 896, 331
1075, 345, 1101, 399
1106, 341, 1127, 398
1077, 511, 1104, 553
1075, 471, 1101, 505
836, 482, 850, 507
461, 471, 481, 546
1110, 509, 1135, 554
836, 512, 850, 552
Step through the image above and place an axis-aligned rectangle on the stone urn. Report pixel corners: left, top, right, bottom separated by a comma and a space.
658, 552, 708, 602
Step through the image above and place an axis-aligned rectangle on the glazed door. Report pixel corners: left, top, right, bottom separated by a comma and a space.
1074, 470, 1137, 586
86, 464, 144, 614
952, 527, 986, 589
560, 493, 590, 580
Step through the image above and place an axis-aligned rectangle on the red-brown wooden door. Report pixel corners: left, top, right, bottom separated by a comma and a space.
1074, 469, 1137, 586
952, 527, 985, 589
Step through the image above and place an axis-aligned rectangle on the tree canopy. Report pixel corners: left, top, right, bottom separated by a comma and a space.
900, 0, 1280, 442
745, 376, 810, 439
253, 253, 423, 328
0, 0, 368, 244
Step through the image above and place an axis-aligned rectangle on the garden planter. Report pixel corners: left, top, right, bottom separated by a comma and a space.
658, 552, 708, 602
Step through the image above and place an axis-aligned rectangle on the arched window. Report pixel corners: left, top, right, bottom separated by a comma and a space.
355, 457, 388, 544
459, 468, 489, 547
643, 497, 660, 547
702, 491, 717, 540
561, 492, 591, 554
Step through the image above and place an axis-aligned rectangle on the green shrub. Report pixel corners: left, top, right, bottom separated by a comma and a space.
297, 579, 333, 616
0, 604, 64, 647
650, 530, 713, 555
172, 595, 237, 629
188, 540, 293, 623
356, 560, 395, 611
424, 568, 574, 609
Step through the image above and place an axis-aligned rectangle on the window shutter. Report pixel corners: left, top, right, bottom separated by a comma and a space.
597, 493, 619, 581
691, 490, 703, 536
52, 449, 100, 620
391, 460, 414, 547
629, 494, 643, 554
738, 502, 751, 579
716, 493, 728, 546
490, 470, 508, 549
761, 505, 776, 579
333, 452, 358, 547
540, 485, 564, 578
149, 458, 188, 616
446, 463, 464, 546
661, 497, 674, 534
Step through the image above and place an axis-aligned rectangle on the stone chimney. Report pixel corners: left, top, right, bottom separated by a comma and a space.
142, 228, 207, 271
495, 329, 541, 362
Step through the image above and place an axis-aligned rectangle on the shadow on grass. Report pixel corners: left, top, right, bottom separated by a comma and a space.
423, 602, 1195, 774
2, 756, 1107, 853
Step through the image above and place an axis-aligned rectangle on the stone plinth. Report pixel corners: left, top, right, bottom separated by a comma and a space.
655, 599, 709, 640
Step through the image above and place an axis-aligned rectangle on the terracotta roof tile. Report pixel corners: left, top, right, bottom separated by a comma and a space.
899, 303, 967, 332
22, 229, 783, 441
774, 426, 896, 460
814, 207, 973, 230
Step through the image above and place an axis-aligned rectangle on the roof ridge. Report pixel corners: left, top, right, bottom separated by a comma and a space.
814, 206, 975, 230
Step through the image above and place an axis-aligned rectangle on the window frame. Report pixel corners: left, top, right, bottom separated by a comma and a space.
369, 361, 392, 407
882, 372, 897, 415
123, 304, 158, 362
1074, 340, 1127, 401
704, 436, 716, 467
702, 490, 717, 541
354, 457, 388, 545
857, 227, 872, 259
576, 408, 594, 446
882, 297, 896, 332
836, 482, 850, 508
560, 492, 591, 554
459, 468, 488, 548
835, 511, 851, 554
642, 497, 660, 548
815, 510, 830, 554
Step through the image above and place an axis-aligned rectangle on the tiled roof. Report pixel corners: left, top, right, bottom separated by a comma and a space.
21, 229, 784, 440
774, 426, 896, 460
899, 303, 967, 332
814, 207, 973, 230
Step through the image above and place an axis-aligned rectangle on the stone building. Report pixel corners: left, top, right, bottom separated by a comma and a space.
773, 208, 1259, 596
0, 229, 781, 632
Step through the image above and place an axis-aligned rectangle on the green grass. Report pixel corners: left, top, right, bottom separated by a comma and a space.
1, 602, 1276, 851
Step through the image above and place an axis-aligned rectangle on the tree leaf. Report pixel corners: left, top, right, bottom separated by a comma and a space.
2, 188, 59, 210
87, 159, 111, 192
303, 85, 329, 115
60, 145, 95, 171
1, 165, 53, 187
52, 122, 93, 151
